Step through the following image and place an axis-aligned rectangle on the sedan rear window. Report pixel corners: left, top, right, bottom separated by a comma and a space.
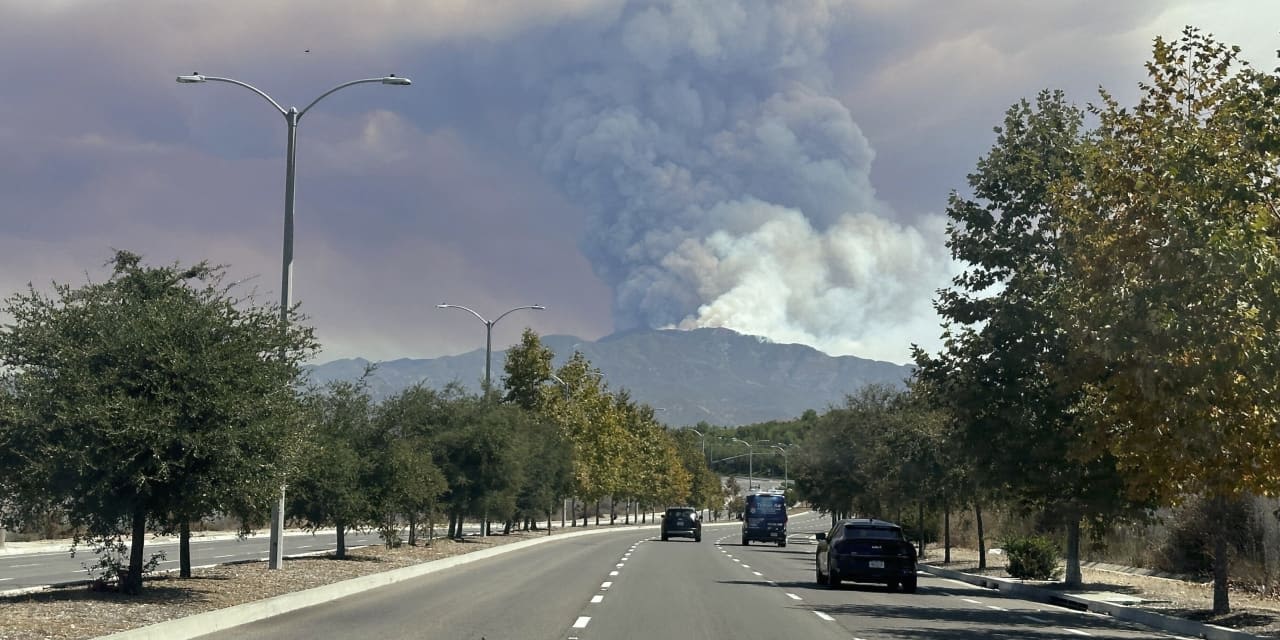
844, 526, 904, 540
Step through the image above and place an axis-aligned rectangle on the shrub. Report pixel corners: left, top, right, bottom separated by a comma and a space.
1003, 535, 1061, 580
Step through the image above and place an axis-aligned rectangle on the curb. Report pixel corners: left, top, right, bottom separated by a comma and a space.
921, 564, 1266, 640
93, 524, 661, 640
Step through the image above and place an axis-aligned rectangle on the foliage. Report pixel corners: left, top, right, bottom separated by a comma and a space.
501, 329, 554, 410
0, 251, 315, 592
1003, 535, 1062, 581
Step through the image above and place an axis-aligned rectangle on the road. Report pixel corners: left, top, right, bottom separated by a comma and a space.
0, 529, 384, 591
198, 513, 1194, 640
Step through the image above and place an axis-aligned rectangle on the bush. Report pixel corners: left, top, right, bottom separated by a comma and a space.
1003, 535, 1061, 580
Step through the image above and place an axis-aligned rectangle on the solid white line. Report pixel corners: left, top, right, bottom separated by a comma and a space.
573, 616, 591, 629
214, 554, 234, 558
814, 611, 835, 622
9, 564, 38, 568
1062, 629, 1091, 636
590, 595, 604, 603
752, 571, 763, 576
609, 571, 619, 576
786, 593, 801, 600
0, 578, 13, 582
601, 581, 612, 589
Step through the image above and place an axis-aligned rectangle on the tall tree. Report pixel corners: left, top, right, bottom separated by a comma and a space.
501, 329, 554, 410
914, 89, 1145, 586
0, 251, 314, 592
1055, 28, 1280, 613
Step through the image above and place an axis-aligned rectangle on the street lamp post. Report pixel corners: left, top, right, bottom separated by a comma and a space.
768, 444, 789, 489
436, 304, 545, 395
177, 72, 411, 570
731, 438, 754, 492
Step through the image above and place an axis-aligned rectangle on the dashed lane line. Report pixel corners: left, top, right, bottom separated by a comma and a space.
590, 595, 604, 603
572, 616, 591, 629
601, 581, 612, 590
786, 593, 802, 600
814, 611, 836, 622
1023, 615, 1051, 623
1062, 629, 1092, 636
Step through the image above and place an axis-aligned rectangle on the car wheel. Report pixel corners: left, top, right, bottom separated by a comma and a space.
695, 535, 701, 543
828, 567, 842, 588
815, 562, 828, 586
661, 534, 668, 541
741, 538, 748, 546
903, 578, 917, 594
887, 581, 900, 592
777, 541, 786, 548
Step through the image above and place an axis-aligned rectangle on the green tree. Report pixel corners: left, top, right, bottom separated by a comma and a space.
501, 329, 554, 410
289, 379, 375, 559
0, 251, 314, 592
1055, 28, 1280, 613
914, 89, 1147, 585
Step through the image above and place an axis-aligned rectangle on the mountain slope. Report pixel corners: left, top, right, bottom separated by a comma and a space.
305, 327, 913, 426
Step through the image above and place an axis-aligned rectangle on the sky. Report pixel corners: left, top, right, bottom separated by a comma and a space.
1, 0, 1277, 365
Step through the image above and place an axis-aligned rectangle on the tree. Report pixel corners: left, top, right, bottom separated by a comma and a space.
0, 251, 315, 592
1055, 28, 1280, 613
914, 89, 1147, 585
289, 379, 375, 559
501, 329, 554, 410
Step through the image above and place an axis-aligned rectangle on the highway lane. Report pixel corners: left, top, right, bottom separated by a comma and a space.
722, 515, 1194, 639
0, 530, 384, 591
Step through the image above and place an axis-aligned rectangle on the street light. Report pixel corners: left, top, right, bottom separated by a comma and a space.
177, 71, 411, 570
768, 444, 790, 489
731, 438, 754, 491
436, 304, 545, 395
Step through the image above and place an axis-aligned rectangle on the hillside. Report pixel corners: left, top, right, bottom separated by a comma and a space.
305, 327, 913, 427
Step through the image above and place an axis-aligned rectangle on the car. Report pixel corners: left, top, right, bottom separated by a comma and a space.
815, 518, 917, 592
660, 507, 702, 542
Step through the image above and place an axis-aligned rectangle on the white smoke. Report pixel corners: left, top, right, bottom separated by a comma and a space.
521, 0, 955, 361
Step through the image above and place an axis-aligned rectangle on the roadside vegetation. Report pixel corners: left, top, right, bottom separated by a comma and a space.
0, 27, 1276, 627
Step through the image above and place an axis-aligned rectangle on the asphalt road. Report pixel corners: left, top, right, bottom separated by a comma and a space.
0, 529, 385, 591
196, 514, 1196, 640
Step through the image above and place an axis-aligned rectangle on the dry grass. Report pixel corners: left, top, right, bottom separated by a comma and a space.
925, 545, 1280, 637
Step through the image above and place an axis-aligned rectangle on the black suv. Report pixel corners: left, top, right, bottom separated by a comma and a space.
815, 518, 917, 592
660, 507, 702, 542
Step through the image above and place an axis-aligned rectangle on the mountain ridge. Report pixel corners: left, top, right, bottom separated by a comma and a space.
304, 327, 913, 426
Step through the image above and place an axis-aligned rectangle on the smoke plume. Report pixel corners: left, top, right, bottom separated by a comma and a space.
520, 0, 953, 360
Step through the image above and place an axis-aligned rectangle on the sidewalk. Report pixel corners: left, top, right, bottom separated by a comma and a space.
920, 561, 1271, 640
0, 528, 329, 556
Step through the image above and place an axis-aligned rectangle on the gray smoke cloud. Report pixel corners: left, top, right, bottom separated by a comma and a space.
519, 0, 954, 359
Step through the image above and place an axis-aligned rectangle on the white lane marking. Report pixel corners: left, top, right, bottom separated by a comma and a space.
298, 545, 312, 549
0, 578, 13, 582
9, 564, 38, 569
1022, 615, 1050, 623
609, 571, 619, 576
786, 593, 802, 600
573, 617, 591, 629
214, 554, 234, 558
752, 571, 763, 576
1062, 629, 1091, 636
601, 581, 612, 589
767, 580, 777, 586
962, 598, 982, 604
814, 611, 836, 622
590, 595, 604, 603
615, 563, 625, 567
986, 605, 1006, 611
733, 559, 741, 563
742, 564, 751, 568
944, 578, 978, 588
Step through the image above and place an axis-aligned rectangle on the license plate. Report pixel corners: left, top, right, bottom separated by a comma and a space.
869, 560, 884, 569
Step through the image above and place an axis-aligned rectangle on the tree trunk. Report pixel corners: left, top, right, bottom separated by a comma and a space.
596, 500, 601, 526
409, 518, 417, 546
944, 498, 951, 564
1064, 515, 1082, 587
123, 506, 147, 594
336, 521, 347, 559
1213, 495, 1232, 615
428, 512, 436, 545
447, 511, 457, 539
976, 500, 987, 571
179, 521, 192, 578
547, 510, 553, 535
918, 502, 926, 559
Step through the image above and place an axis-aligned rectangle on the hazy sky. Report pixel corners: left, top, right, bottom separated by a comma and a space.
1, 1, 1276, 365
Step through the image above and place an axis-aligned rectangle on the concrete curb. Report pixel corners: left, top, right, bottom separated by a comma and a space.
921, 564, 1266, 640
93, 524, 661, 640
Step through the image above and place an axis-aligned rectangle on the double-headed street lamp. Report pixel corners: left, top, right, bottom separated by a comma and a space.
767, 444, 791, 489
177, 72, 411, 570
731, 438, 755, 491
436, 304, 545, 395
